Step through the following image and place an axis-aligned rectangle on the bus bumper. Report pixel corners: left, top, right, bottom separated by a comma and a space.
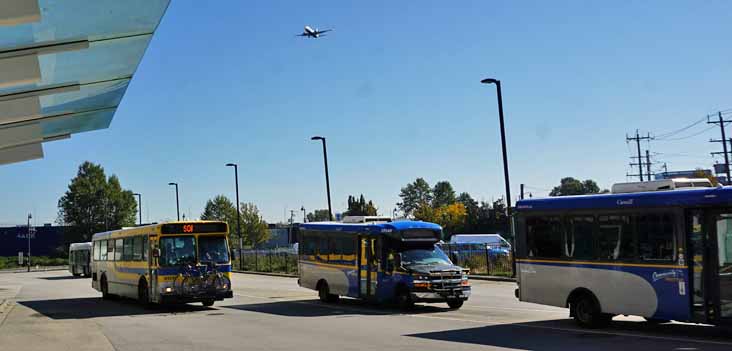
412, 287, 470, 302
159, 290, 233, 304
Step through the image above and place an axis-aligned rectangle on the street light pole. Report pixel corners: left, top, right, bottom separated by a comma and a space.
27, 213, 32, 272
481, 78, 514, 278
168, 183, 180, 221
480, 78, 512, 218
301, 206, 306, 223
311, 136, 333, 221
226, 163, 243, 270
133, 193, 142, 226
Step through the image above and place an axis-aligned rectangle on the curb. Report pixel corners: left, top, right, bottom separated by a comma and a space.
468, 275, 515, 282
232, 270, 297, 278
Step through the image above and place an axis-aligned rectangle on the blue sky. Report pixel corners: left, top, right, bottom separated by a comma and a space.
2, 1, 731, 225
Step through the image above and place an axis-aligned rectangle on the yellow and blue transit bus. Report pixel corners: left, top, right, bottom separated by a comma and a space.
515, 186, 732, 328
91, 221, 233, 307
298, 218, 470, 309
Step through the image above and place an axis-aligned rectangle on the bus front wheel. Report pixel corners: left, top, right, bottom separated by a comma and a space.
447, 299, 464, 309
572, 294, 611, 328
202, 299, 215, 307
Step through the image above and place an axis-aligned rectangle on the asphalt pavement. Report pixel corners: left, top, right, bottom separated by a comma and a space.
1, 270, 731, 350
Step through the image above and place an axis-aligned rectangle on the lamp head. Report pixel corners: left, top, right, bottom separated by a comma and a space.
311, 136, 324, 141
226, 163, 236, 167
168, 182, 176, 186
481, 78, 499, 85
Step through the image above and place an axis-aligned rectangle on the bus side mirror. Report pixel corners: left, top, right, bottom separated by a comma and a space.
230, 249, 236, 259
152, 248, 161, 258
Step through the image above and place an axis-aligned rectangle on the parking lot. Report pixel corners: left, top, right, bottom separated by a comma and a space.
1, 270, 731, 351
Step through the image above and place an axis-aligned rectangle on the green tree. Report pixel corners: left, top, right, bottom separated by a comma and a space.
57, 161, 137, 241
344, 194, 378, 216
201, 195, 238, 244
549, 177, 602, 196
398, 178, 432, 217
240, 203, 270, 247
457, 192, 479, 232
306, 209, 331, 222
432, 181, 457, 208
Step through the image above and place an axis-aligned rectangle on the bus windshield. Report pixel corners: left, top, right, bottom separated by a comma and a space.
199, 236, 229, 264
160, 236, 196, 266
400, 247, 452, 266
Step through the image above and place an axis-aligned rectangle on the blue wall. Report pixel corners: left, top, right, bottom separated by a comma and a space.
0, 226, 65, 257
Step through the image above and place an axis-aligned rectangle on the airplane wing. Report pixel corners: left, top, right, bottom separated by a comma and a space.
316, 29, 332, 34
296, 33, 309, 37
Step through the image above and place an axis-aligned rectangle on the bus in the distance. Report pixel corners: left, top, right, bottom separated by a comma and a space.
69, 242, 92, 277
91, 221, 233, 306
514, 184, 732, 328
298, 217, 470, 309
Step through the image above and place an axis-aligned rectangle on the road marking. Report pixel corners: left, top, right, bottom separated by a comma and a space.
461, 304, 566, 314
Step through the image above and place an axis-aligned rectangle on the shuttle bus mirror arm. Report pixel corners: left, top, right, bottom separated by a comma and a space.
152, 248, 161, 258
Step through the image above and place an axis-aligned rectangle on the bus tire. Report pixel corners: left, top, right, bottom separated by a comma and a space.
202, 299, 215, 307
101, 275, 111, 300
138, 279, 150, 305
572, 293, 610, 328
318, 281, 339, 303
447, 299, 464, 309
396, 288, 414, 310
73, 273, 81, 277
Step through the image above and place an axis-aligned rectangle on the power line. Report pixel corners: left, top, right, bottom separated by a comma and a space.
709, 111, 732, 184
653, 116, 707, 140
626, 130, 652, 181
654, 124, 718, 141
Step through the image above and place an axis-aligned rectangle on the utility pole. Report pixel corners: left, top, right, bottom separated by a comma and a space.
27, 213, 32, 272
646, 150, 652, 180
520, 184, 525, 200
709, 112, 732, 185
626, 130, 652, 181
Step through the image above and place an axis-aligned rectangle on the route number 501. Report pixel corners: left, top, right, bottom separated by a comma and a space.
183, 224, 194, 233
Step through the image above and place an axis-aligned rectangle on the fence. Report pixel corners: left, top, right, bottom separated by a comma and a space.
438, 243, 514, 277
232, 245, 514, 277
233, 248, 298, 275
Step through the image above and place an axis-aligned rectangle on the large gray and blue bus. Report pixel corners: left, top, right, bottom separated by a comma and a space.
515, 186, 732, 327
298, 219, 470, 309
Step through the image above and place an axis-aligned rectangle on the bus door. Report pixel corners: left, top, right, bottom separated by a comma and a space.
358, 237, 377, 299
689, 209, 732, 322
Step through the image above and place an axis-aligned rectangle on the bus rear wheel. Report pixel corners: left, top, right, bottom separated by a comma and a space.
572, 294, 611, 328
101, 276, 111, 300
202, 299, 215, 307
318, 282, 339, 303
396, 289, 414, 310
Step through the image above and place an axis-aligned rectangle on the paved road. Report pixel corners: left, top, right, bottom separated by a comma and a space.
1, 271, 731, 350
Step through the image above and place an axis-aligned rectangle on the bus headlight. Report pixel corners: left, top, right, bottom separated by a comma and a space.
461, 273, 469, 286
164, 287, 174, 293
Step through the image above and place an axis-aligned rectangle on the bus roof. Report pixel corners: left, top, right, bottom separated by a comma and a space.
299, 220, 441, 235
516, 186, 732, 212
69, 242, 92, 250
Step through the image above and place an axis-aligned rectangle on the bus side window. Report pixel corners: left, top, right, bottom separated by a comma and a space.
526, 216, 563, 258
303, 233, 317, 256
107, 240, 115, 261
133, 236, 143, 261
100, 240, 108, 261
318, 234, 330, 262
143, 236, 148, 261
94, 241, 101, 261
122, 238, 133, 261
598, 215, 636, 261
115, 239, 123, 261
638, 213, 676, 261
568, 216, 594, 260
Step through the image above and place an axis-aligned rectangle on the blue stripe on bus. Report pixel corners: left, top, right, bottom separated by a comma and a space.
113, 264, 232, 276
520, 260, 690, 320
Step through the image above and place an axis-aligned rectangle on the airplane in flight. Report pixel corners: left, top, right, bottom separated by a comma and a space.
297, 26, 331, 38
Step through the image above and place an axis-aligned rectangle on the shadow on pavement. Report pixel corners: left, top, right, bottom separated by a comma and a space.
224, 298, 451, 317
19, 297, 212, 320
38, 276, 88, 281
406, 319, 732, 351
